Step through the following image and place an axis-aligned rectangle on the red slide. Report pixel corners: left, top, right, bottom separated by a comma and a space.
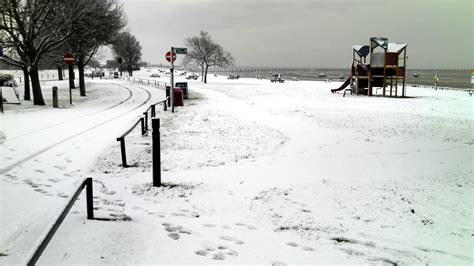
331, 77, 351, 93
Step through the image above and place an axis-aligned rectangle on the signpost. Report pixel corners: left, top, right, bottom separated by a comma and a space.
64, 53, 75, 104
165, 51, 176, 62
166, 47, 186, 113
174, 48, 187, 54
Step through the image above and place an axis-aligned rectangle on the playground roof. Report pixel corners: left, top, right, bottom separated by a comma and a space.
387, 43, 407, 53
370, 37, 389, 49
352, 45, 370, 57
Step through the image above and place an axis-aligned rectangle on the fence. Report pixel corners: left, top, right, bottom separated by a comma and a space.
122, 76, 169, 88
116, 97, 169, 167
26, 178, 94, 265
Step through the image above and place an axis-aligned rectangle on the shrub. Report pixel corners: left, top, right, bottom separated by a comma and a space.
0, 73, 16, 87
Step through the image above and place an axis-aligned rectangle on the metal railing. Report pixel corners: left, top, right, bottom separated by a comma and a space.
26, 178, 94, 265
116, 117, 145, 167
122, 76, 169, 88
116, 97, 168, 167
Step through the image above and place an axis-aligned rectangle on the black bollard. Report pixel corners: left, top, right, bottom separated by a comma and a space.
86, 178, 94, 219
151, 105, 156, 118
52, 86, 58, 108
140, 117, 145, 136
152, 118, 161, 187
166, 86, 171, 106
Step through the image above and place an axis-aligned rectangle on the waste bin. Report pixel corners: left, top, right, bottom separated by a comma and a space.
175, 82, 188, 99
173, 88, 184, 107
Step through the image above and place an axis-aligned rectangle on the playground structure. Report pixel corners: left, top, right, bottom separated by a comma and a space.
332, 37, 407, 97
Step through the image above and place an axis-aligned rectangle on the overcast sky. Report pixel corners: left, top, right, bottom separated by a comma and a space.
119, 0, 472, 69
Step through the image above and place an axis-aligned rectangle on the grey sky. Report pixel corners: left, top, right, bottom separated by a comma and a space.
120, 0, 472, 69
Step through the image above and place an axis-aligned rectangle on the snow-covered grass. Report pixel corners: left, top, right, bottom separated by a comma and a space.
0, 72, 472, 264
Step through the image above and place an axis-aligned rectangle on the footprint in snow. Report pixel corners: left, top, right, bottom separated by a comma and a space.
168, 233, 179, 240
35, 169, 45, 173
57, 193, 68, 198
203, 224, 217, 228
234, 222, 257, 230
220, 235, 244, 245
171, 211, 199, 218
53, 165, 67, 171
34, 188, 47, 194
194, 245, 238, 260
163, 223, 192, 240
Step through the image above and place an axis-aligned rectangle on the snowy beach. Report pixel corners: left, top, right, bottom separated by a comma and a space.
0, 73, 472, 264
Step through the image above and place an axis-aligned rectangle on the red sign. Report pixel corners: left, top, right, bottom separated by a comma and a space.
165, 51, 177, 62
64, 53, 75, 65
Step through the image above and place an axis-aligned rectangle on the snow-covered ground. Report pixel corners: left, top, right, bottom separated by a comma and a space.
0, 72, 472, 265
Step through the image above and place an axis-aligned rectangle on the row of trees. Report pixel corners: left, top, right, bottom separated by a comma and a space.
0, 0, 142, 105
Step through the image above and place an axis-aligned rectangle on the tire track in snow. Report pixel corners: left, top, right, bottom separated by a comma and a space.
4, 83, 133, 143
0, 84, 152, 175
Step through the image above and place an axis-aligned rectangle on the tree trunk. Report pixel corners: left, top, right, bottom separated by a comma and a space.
57, 64, 63, 80
29, 64, 45, 105
201, 66, 204, 82
204, 65, 209, 83
128, 65, 133, 76
78, 57, 86, 96
22, 67, 31, 101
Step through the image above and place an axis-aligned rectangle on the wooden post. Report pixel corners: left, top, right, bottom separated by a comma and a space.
140, 117, 145, 136
118, 138, 127, 167
52, 86, 58, 108
151, 105, 156, 118
86, 178, 94, 219
152, 118, 161, 187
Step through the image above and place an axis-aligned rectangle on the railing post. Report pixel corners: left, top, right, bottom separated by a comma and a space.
166, 86, 171, 106
164, 100, 167, 111
118, 137, 127, 167
52, 86, 58, 108
86, 178, 94, 219
152, 118, 161, 187
140, 117, 145, 136
151, 105, 156, 118
143, 112, 148, 132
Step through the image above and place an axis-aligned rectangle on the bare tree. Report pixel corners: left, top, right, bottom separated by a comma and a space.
67, 0, 126, 96
184, 31, 234, 83
112, 32, 142, 77
0, 0, 80, 105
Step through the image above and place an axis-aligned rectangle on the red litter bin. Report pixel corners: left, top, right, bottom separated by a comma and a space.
173, 88, 184, 107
